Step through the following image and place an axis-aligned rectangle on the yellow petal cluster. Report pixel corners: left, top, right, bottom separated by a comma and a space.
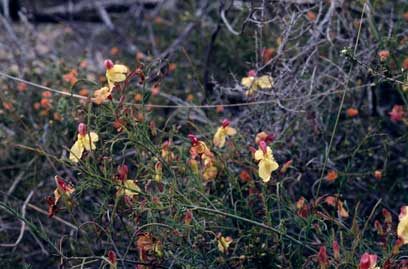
254, 145, 279, 182
93, 86, 111, 105
241, 75, 273, 96
398, 206, 408, 244
116, 180, 141, 198
69, 131, 99, 162
217, 236, 233, 253
106, 64, 128, 90
213, 125, 236, 148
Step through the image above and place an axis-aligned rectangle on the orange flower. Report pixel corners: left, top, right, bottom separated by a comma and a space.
189, 134, 213, 159
188, 134, 218, 182
306, 11, 317, 21
63, 69, 78, 85
40, 98, 50, 108
239, 170, 252, 183
2, 102, 13, 110
325, 170, 338, 182
136, 52, 144, 61
53, 176, 75, 206
79, 59, 88, 68
374, 170, 382, 180
186, 94, 194, 102
134, 93, 143, 102
110, 47, 119, 55
93, 86, 111, 105
79, 88, 89, 97
255, 131, 275, 145
53, 112, 62, 121
346, 107, 359, 117
42, 91, 52, 98
280, 159, 293, 173
137, 233, 163, 265
378, 50, 390, 62
403, 58, 408, 70
337, 200, 349, 218
168, 63, 177, 72
17, 82, 27, 92
262, 48, 275, 63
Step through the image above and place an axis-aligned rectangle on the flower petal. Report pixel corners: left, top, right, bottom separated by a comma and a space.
256, 75, 273, 89
226, 127, 237, 136
69, 140, 84, 162
254, 149, 264, 161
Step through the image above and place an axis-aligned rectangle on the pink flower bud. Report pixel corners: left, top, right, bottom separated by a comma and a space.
108, 250, 117, 266
333, 240, 340, 260
104, 59, 114, 69
78, 123, 87, 136
318, 246, 328, 269
247, 69, 257, 77
359, 252, 377, 269
188, 134, 199, 146
259, 140, 267, 153
382, 208, 392, 224
222, 118, 230, 128
117, 164, 128, 180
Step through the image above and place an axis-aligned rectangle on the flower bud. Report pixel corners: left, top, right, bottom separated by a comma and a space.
222, 118, 230, 128
78, 123, 87, 136
104, 59, 114, 69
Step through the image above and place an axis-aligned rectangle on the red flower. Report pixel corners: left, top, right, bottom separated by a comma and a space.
359, 252, 378, 269
388, 105, 404, 122
318, 246, 328, 269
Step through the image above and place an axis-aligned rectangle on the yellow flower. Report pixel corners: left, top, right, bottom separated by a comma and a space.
189, 135, 213, 159
161, 141, 175, 162
254, 141, 279, 182
398, 206, 408, 244
217, 235, 233, 253
116, 180, 141, 198
69, 123, 99, 162
202, 165, 218, 182
154, 161, 162, 182
213, 119, 237, 148
241, 70, 273, 96
93, 86, 111, 105
104, 59, 128, 90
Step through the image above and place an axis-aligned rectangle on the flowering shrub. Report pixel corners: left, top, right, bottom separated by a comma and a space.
1, 1, 408, 268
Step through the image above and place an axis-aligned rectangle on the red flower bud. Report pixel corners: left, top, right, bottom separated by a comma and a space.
318, 246, 328, 269
259, 140, 267, 153
222, 118, 230, 128
333, 240, 340, 260
382, 208, 392, 224
104, 59, 114, 69
359, 252, 377, 269
78, 123, 87, 136
117, 164, 128, 181
188, 134, 199, 146
184, 209, 193, 225
108, 250, 117, 267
